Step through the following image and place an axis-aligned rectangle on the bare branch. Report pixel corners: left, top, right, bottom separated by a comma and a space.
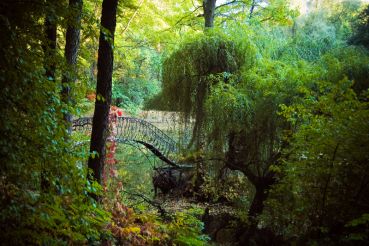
249, 0, 256, 19
120, 0, 144, 36
260, 16, 273, 22
123, 190, 171, 219
215, 12, 242, 22
215, 0, 247, 10
172, 5, 203, 29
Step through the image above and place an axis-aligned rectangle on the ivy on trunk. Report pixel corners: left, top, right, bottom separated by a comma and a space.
88, 0, 118, 189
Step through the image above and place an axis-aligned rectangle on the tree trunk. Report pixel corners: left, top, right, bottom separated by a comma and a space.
88, 0, 118, 188
248, 179, 273, 219
61, 0, 83, 133
41, 14, 57, 191
226, 131, 278, 242
43, 16, 57, 81
203, 0, 216, 28
237, 177, 275, 244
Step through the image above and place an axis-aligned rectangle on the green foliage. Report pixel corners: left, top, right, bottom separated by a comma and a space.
269, 12, 341, 62
264, 76, 369, 243
114, 144, 157, 201
165, 207, 210, 246
350, 4, 369, 49
319, 46, 369, 93
0, 134, 111, 244
3, 0, 369, 244
150, 28, 257, 148
0, 1, 110, 244
107, 201, 170, 245
112, 76, 160, 114
345, 213, 369, 242
105, 186, 209, 245
158, 29, 255, 116
214, 0, 295, 27
257, 1, 364, 62
201, 172, 250, 203
201, 17, 369, 242
206, 58, 310, 140
111, 0, 200, 114
205, 58, 315, 192
327, 0, 362, 41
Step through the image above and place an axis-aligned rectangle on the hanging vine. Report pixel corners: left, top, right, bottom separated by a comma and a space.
103, 106, 124, 190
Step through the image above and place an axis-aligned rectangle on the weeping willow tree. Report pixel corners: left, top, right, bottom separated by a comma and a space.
201, 58, 314, 244
160, 30, 255, 148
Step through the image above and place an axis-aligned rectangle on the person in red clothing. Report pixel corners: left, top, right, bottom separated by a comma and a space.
110, 105, 125, 117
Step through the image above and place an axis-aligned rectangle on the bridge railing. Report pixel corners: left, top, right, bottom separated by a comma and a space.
72, 116, 181, 165
115, 117, 178, 158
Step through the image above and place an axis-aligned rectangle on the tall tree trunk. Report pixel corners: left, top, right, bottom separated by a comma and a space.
41, 14, 57, 191
43, 16, 57, 81
203, 0, 216, 28
88, 0, 118, 188
62, 0, 83, 133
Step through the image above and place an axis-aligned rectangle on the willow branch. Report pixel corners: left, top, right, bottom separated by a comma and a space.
121, 0, 144, 36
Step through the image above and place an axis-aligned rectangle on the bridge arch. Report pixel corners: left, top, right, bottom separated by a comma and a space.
72, 116, 181, 167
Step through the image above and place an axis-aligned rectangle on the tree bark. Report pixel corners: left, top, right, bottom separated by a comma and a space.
237, 178, 274, 244
41, 14, 57, 191
88, 0, 118, 188
226, 131, 276, 224
203, 0, 216, 28
43, 16, 57, 81
248, 177, 274, 219
62, 0, 83, 133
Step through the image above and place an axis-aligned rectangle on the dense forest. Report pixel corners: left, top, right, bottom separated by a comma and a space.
1, 0, 369, 245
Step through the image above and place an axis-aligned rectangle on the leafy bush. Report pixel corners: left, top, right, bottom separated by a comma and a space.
165, 208, 210, 246
112, 77, 160, 115
108, 201, 169, 245
106, 197, 209, 246
264, 78, 369, 244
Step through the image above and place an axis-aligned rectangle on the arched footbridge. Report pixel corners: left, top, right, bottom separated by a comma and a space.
72, 117, 182, 167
